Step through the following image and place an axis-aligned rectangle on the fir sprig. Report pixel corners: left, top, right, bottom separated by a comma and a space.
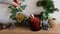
8, 5, 26, 20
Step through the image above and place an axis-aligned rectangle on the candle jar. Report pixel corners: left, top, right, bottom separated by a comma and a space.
29, 15, 41, 31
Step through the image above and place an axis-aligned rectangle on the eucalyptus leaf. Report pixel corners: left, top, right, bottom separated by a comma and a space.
18, 8, 22, 12
20, 5, 26, 10
21, 0, 25, 1
36, 1, 42, 7
54, 8, 59, 11
37, 0, 59, 20
10, 13, 16, 19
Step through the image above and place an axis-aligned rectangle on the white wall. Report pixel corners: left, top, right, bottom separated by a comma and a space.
0, 4, 16, 23
22, 0, 44, 16
49, 0, 60, 23
0, 0, 60, 23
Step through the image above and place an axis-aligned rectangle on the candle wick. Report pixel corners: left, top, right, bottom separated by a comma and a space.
31, 14, 34, 18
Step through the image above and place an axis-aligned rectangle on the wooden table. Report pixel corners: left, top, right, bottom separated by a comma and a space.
0, 25, 60, 34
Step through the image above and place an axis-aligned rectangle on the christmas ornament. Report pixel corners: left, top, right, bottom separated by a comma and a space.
48, 18, 56, 28
17, 13, 25, 23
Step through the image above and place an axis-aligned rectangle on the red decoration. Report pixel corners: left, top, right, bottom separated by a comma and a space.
29, 15, 41, 31
13, 0, 19, 7
14, 0, 19, 4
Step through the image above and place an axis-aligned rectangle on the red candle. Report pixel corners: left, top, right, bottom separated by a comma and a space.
29, 15, 41, 31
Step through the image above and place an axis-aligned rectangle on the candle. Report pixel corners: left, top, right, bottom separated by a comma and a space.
29, 15, 41, 31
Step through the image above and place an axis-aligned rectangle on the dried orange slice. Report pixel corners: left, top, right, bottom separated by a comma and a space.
17, 13, 25, 23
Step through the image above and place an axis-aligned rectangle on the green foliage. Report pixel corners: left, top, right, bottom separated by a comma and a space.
8, 5, 26, 20
36, 0, 59, 20
15, 17, 30, 27
20, 0, 25, 1
40, 12, 49, 20
36, 1, 42, 7
21, 17, 30, 26
20, 5, 27, 10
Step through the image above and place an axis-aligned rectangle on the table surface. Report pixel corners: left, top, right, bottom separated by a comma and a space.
0, 25, 60, 34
